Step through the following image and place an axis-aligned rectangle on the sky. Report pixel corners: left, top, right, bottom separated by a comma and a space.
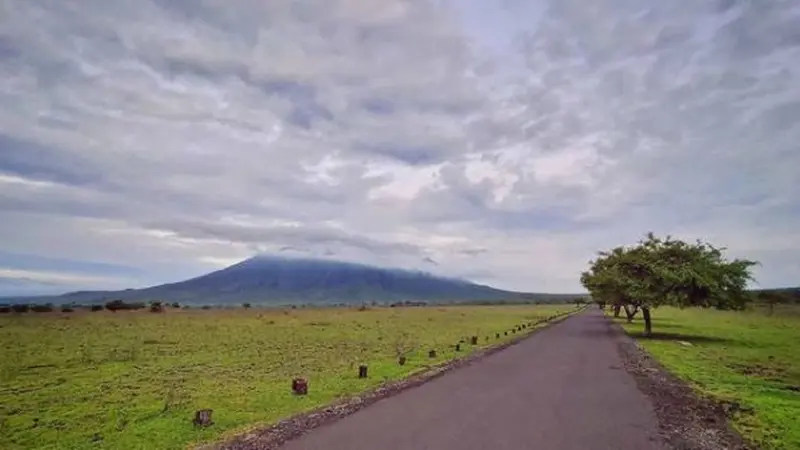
0, 0, 799, 295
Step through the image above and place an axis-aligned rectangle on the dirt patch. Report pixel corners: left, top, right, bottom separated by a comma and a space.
613, 324, 754, 450
199, 309, 582, 450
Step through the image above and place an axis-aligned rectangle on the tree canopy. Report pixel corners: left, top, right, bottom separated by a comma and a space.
580, 233, 758, 335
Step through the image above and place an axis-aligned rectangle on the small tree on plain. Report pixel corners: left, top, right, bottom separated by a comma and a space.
31, 303, 55, 313
581, 233, 757, 336
242, 302, 252, 309
105, 300, 126, 312
11, 304, 30, 313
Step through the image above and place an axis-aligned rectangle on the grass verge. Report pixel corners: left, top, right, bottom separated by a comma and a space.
612, 305, 800, 450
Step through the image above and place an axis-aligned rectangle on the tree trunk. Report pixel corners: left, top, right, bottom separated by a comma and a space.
613, 304, 621, 318
623, 305, 639, 323
642, 307, 652, 337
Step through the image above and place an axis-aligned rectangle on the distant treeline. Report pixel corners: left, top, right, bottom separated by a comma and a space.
0, 295, 588, 314
750, 287, 800, 304
0, 300, 182, 314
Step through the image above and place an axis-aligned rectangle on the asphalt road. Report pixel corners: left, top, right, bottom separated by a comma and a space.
280, 309, 666, 450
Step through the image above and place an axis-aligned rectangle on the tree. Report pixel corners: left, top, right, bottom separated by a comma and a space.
31, 303, 55, 313
105, 300, 145, 312
622, 304, 639, 322
242, 302, 252, 309
593, 298, 606, 310
751, 288, 800, 315
105, 300, 125, 312
581, 233, 757, 336
11, 304, 30, 313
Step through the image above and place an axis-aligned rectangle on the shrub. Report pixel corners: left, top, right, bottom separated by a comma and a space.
150, 301, 164, 313
31, 304, 55, 313
105, 300, 125, 312
105, 300, 146, 312
61, 306, 75, 313
201, 305, 211, 310
0, 306, 11, 313
90, 305, 104, 312
11, 304, 30, 313
242, 302, 252, 309
171, 302, 180, 309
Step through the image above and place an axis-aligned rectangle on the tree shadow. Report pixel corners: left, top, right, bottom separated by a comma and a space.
628, 331, 735, 345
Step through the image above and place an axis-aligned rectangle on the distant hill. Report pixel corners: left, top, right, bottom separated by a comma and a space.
17, 255, 580, 306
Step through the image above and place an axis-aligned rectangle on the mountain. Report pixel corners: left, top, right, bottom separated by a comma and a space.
49, 255, 562, 306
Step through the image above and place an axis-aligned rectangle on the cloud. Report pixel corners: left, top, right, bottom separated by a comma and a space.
0, 0, 798, 294
0, 251, 146, 295
0, 268, 129, 287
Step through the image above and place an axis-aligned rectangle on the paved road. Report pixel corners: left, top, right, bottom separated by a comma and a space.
281, 309, 665, 450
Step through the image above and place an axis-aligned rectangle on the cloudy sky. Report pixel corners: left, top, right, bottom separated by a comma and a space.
0, 0, 798, 295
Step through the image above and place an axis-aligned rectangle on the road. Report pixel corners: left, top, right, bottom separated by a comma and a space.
279, 309, 666, 450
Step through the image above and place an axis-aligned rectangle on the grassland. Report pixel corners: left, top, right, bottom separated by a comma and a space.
0, 304, 573, 450
614, 305, 800, 450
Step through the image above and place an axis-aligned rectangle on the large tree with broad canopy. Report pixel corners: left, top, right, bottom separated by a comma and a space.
580, 233, 758, 336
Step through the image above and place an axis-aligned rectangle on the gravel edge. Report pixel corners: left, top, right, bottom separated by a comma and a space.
610, 319, 756, 450
201, 308, 584, 450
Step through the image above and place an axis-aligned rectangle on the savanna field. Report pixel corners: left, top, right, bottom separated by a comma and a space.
0, 304, 574, 450
614, 306, 800, 450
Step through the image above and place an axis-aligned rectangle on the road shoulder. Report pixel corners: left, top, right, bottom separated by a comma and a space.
611, 319, 754, 450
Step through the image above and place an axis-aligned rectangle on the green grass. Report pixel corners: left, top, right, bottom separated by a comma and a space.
613, 305, 800, 450
0, 304, 573, 449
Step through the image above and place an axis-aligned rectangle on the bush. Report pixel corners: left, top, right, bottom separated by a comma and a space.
105, 300, 125, 312
242, 302, 252, 309
105, 300, 146, 312
90, 305, 104, 312
61, 306, 75, 313
170, 302, 180, 309
201, 305, 211, 310
31, 304, 55, 313
11, 304, 30, 313
0, 306, 11, 313
150, 301, 164, 313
